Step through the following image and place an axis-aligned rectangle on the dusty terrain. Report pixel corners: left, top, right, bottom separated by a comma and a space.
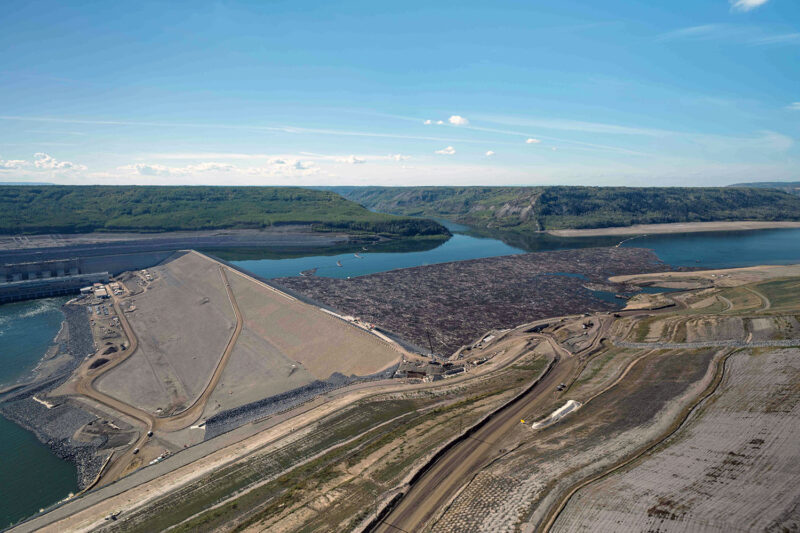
96, 252, 236, 415
552, 347, 800, 532
548, 220, 800, 237
374, 271, 800, 533
15, 321, 555, 533
12, 257, 800, 533
95, 251, 401, 419
0, 227, 353, 251
611, 262, 800, 288
18, 250, 403, 502
227, 268, 400, 380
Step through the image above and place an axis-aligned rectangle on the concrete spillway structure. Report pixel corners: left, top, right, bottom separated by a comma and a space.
0, 272, 110, 303
0, 251, 173, 303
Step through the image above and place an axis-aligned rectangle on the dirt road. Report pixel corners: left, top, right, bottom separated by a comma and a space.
73, 265, 244, 485
154, 266, 243, 432
374, 349, 578, 532
73, 296, 155, 486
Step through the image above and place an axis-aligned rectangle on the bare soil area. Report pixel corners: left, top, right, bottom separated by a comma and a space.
0, 226, 352, 250
202, 325, 317, 418
611, 263, 800, 288
96, 252, 236, 415
552, 348, 800, 532
548, 220, 800, 237
227, 270, 401, 380
95, 251, 401, 421
430, 347, 719, 533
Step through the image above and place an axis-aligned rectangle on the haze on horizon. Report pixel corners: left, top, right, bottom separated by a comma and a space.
0, 0, 798, 187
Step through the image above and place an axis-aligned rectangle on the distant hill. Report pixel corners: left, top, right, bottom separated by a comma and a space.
0, 185, 449, 238
0, 181, 54, 185
328, 186, 800, 232
730, 181, 800, 196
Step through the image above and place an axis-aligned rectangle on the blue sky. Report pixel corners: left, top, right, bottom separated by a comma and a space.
0, 0, 798, 186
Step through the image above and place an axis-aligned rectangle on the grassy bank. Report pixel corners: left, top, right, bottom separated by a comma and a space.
0, 186, 449, 239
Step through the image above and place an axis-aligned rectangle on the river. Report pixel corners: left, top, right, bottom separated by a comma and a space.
229, 223, 800, 280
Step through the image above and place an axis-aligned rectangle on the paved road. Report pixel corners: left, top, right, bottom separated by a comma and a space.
374, 346, 578, 533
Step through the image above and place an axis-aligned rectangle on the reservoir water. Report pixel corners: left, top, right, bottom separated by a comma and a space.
622, 228, 800, 269
231, 224, 524, 279
3, 225, 800, 526
0, 298, 78, 528
230, 225, 800, 280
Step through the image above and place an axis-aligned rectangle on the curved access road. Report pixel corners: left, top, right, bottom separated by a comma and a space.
153, 266, 243, 432
73, 297, 155, 487
373, 343, 578, 533
73, 265, 244, 485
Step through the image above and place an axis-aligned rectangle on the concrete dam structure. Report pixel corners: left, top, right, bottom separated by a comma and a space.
0, 251, 173, 303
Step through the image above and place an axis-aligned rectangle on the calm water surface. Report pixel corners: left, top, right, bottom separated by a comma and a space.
232, 225, 800, 279
0, 297, 77, 528
622, 228, 800, 268
232, 221, 526, 279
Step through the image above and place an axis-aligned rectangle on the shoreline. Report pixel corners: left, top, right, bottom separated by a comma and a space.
547, 220, 800, 237
0, 302, 105, 491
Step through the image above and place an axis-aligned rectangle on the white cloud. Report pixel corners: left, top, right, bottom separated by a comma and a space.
436, 120, 444, 125
787, 102, 800, 111
336, 155, 366, 165
389, 153, 410, 161
656, 23, 797, 46
525, 138, 541, 144
33, 152, 87, 171
119, 161, 235, 176
448, 115, 469, 126
187, 162, 234, 172
251, 159, 318, 177
423, 119, 432, 125
730, 0, 770, 12
435, 146, 456, 155
749, 32, 800, 45
117, 163, 173, 176
485, 150, 495, 157
0, 158, 27, 170
657, 24, 726, 42
749, 130, 793, 152
271, 159, 315, 171
0, 115, 498, 146
119, 158, 318, 179
0, 153, 88, 173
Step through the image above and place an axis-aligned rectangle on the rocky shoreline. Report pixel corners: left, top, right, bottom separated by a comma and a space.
0, 301, 107, 490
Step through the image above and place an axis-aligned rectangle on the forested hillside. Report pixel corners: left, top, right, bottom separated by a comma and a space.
731, 181, 800, 196
332, 186, 800, 232
0, 186, 449, 238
